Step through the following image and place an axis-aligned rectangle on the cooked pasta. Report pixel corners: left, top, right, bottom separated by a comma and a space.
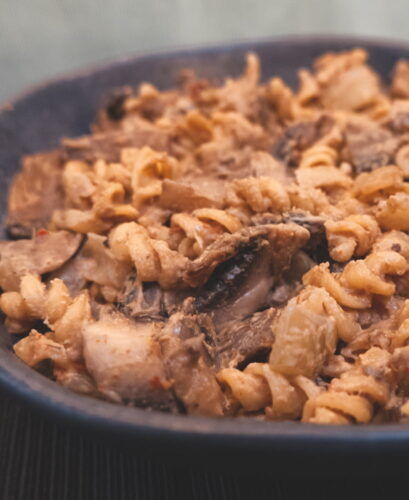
2, 274, 92, 362
325, 215, 380, 262
226, 176, 290, 214
4, 48, 409, 424
299, 144, 338, 169
266, 77, 296, 122
303, 350, 390, 424
218, 362, 320, 419
109, 222, 188, 287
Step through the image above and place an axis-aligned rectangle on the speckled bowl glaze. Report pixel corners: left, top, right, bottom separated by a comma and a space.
1, 36, 409, 477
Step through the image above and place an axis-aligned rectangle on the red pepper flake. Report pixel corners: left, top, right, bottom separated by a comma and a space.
149, 376, 173, 390
36, 228, 49, 236
149, 376, 162, 390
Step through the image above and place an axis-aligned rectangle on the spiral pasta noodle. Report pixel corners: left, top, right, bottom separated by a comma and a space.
128, 146, 181, 207
296, 69, 320, 105
375, 193, 409, 231
2, 277, 97, 395
299, 144, 338, 169
53, 151, 145, 234
218, 362, 319, 420
0, 274, 91, 361
170, 209, 242, 258
303, 262, 369, 309
108, 222, 188, 288
295, 143, 353, 193
353, 165, 404, 203
266, 77, 296, 122
304, 231, 409, 309
225, 176, 290, 214
52, 179, 138, 234
325, 214, 380, 262
303, 364, 390, 424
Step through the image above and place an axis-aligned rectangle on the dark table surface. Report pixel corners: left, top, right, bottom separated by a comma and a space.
1, 388, 408, 500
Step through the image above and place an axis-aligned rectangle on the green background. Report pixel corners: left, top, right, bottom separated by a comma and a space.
0, 0, 408, 102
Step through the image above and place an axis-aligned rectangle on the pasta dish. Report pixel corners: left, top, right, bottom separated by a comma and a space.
2, 48, 409, 424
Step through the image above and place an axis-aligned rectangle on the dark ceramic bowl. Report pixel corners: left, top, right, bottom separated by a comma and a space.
1, 35, 409, 477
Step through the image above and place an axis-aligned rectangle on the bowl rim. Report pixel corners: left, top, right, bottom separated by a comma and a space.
3, 33, 409, 451
3, 32, 409, 111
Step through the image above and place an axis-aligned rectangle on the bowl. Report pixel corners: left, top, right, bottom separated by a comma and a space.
1, 35, 409, 477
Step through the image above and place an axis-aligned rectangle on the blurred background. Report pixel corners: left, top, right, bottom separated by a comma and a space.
1, 0, 408, 102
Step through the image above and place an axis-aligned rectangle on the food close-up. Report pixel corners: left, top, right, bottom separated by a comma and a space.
3, 47, 409, 425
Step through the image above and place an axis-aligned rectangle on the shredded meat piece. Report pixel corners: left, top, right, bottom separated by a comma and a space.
282, 212, 326, 254
6, 150, 65, 238
273, 116, 334, 167
63, 123, 170, 162
184, 223, 309, 288
160, 312, 225, 416
118, 278, 166, 321
212, 308, 277, 369
387, 100, 409, 135
159, 179, 222, 211
117, 276, 190, 321
344, 121, 399, 173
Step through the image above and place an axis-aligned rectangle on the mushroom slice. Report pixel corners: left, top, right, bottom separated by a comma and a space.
0, 231, 83, 292
186, 224, 309, 324
160, 312, 225, 416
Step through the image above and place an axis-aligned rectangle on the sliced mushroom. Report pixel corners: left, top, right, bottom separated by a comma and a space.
75, 233, 131, 290
193, 239, 274, 324
273, 116, 334, 167
185, 224, 308, 325
0, 231, 83, 291
185, 223, 308, 288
